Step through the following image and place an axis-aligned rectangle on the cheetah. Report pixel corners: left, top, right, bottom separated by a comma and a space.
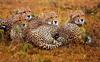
58, 10, 92, 46
69, 10, 92, 44
0, 7, 33, 42
22, 11, 63, 49
24, 24, 63, 49
9, 7, 33, 42
0, 7, 32, 28
10, 20, 28, 42
10, 11, 63, 49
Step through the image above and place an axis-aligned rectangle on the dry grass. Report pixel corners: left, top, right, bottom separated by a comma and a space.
0, 0, 100, 62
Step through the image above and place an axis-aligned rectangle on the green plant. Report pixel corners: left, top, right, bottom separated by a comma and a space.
0, 30, 4, 41
20, 42, 33, 53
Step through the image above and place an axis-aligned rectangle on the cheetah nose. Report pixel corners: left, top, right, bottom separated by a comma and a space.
26, 15, 32, 20
27, 15, 31, 18
53, 20, 59, 26
80, 19, 86, 25
54, 21, 57, 24
0, 25, 8, 31
81, 19, 83, 21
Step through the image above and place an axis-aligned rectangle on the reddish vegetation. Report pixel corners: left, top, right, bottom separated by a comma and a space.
0, 0, 100, 62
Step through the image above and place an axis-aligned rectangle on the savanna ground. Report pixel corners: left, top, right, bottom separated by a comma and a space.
0, 0, 100, 62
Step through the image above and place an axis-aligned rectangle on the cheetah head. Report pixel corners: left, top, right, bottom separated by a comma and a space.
39, 11, 59, 26
0, 19, 9, 31
11, 7, 32, 22
14, 16, 29, 30
69, 10, 86, 26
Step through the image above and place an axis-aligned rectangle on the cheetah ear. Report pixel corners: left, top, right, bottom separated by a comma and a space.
70, 13, 73, 19
39, 12, 48, 20
70, 12, 80, 19
69, 10, 77, 23
69, 13, 75, 21
39, 13, 44, 19
69, 10, 74, 19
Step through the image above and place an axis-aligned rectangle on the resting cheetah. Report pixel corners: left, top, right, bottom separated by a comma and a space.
10, 11, 57, 42
0, 7, 33, 41
58, 10, 91, 45
10, 8, 32, 41
69, 10, 92, 44
22, 12, 64, 49
10, 11, 63, 49
10, 20, 28, 42
24, 24, 63, 49
0, 7, 32, 28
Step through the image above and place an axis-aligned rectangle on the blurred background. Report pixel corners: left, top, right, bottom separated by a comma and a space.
0, 0, 100, 62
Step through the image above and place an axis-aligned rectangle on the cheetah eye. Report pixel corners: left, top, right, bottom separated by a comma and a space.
23, 24, 25, 26
81, 19, 84, 22
55, 16, 57, 18
77, 15, 79, 17
23, 12, 26, 13
29, 11, 31, 12
50, 17, 53, 19
19, 20, 21, 21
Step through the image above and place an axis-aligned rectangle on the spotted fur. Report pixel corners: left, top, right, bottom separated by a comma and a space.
58, 23, 83, 45
10, 11, 63, 49
24, 24, 63, 49
6, 7, 32, 42
58, 10, 91, 45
